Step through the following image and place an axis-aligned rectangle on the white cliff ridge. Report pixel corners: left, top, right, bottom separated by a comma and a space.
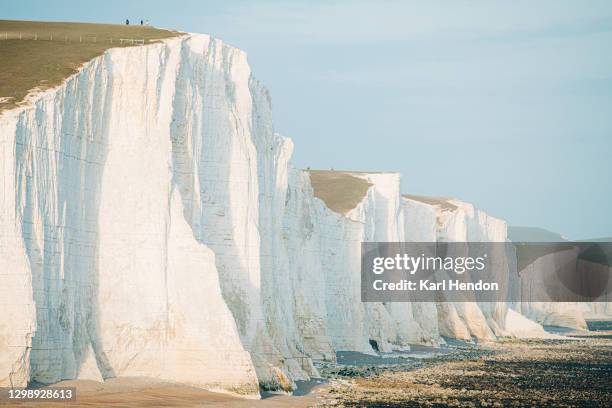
0, 32, 603, 396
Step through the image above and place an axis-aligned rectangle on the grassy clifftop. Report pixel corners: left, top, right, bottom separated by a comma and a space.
402, 194, 458, 212
0, 20, 180, 111
308, 170, 373, 214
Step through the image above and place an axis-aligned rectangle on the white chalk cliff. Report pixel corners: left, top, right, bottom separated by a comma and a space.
0, 33, 605, 396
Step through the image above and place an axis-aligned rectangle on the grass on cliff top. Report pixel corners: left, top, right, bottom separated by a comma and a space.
402, 194, 458, 211
308, 170, 373, 215
0, 20, 181, 111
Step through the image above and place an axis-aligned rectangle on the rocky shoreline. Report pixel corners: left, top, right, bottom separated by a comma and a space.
3, 331, 610, 407
316, 332, 612, 407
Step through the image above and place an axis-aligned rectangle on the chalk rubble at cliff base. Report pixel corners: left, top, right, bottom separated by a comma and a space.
0, 33, 610, 396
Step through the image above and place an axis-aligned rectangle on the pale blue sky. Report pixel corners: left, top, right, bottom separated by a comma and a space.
4, 1, 611, 239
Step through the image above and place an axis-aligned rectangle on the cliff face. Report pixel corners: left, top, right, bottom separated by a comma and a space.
0, 35, 260, 395
402, 195, 510, 341
0, 33, 601, 396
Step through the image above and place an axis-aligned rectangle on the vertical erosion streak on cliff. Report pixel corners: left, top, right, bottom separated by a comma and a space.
250, 77, 320, 382
169, 35, 259, 341
1, 109, 35, 388
167, 34, 316, 391
12, 53, 114, 384
281, 169, 338, 361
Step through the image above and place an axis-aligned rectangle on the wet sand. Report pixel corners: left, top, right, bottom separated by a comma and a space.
1, 377, 324, 407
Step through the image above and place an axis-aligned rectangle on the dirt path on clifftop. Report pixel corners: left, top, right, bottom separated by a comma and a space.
319, 336, 612, 407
